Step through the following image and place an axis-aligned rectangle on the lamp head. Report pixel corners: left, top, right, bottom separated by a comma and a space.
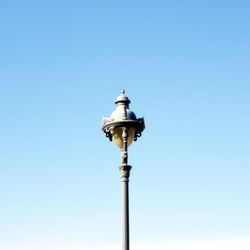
102, 90, 145, 148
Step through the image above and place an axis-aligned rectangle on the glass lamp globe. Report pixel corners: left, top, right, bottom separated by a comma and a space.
112, 127, 136, 149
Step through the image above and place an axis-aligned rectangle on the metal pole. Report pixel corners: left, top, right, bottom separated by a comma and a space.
119, 164, 131, 250
119, 127, 131, 250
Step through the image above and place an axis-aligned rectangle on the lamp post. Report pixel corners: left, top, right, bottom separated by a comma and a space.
102, 90, 145, 250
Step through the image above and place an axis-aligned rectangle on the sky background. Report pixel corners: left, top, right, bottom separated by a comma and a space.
0, 0, 249, 249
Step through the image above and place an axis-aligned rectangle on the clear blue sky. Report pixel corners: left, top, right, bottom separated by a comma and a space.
0, 1, 249, 249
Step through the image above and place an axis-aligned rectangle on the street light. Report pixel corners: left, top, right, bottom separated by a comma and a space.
102, 90, 145, 250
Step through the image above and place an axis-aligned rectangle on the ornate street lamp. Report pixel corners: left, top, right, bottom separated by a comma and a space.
102, 90, 145, 250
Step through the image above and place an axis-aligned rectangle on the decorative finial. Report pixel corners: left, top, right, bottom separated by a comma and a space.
115, 89, 130, 105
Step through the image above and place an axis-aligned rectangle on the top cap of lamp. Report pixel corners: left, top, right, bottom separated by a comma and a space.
111, 89, 136, 121
115, 89, 131, 106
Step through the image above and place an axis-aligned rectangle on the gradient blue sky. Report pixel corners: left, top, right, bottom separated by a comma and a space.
0, 1, 249, 249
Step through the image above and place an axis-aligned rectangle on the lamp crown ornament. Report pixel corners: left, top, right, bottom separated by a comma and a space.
115, 89, 131, 106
